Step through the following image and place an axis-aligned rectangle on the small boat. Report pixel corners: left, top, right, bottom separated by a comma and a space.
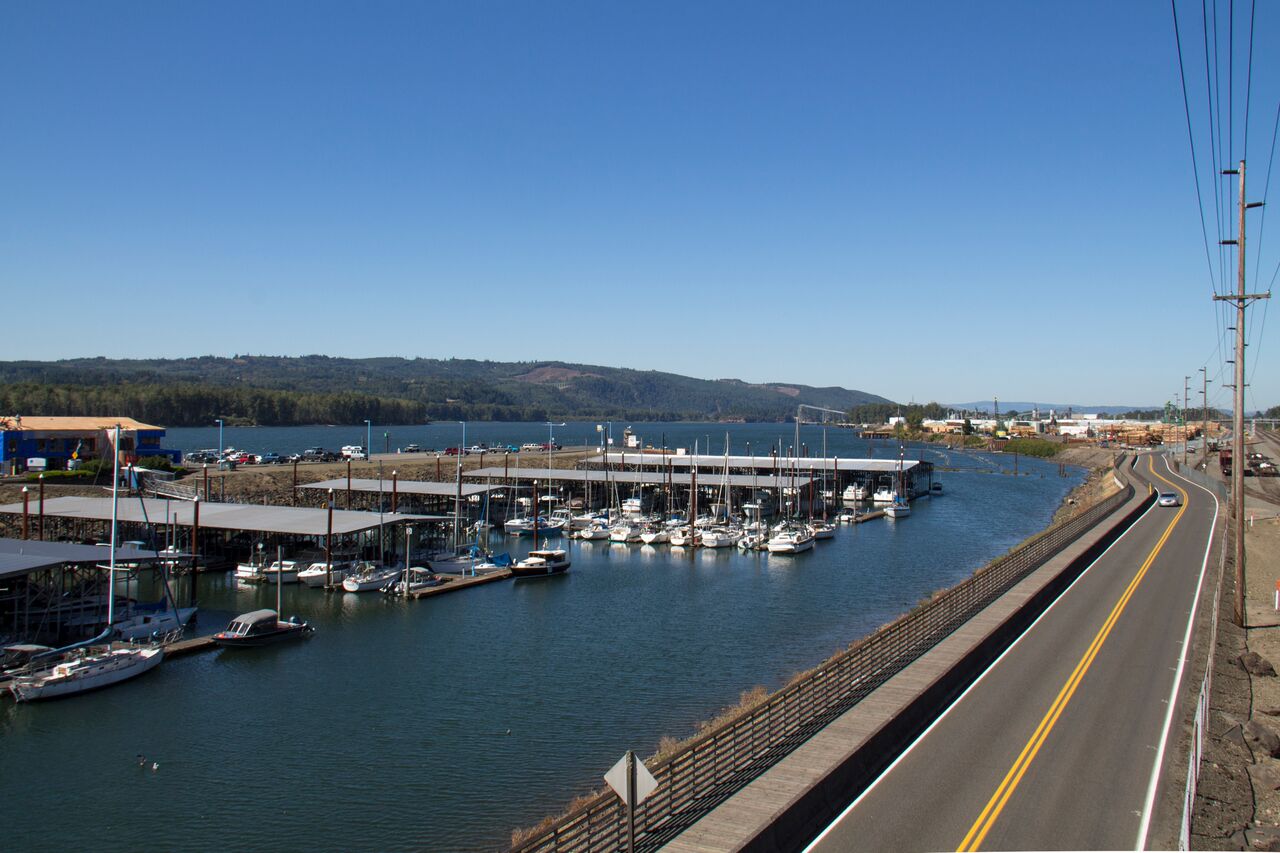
836, 510, 856, 523
341, 562, 400, 592
768, 526, 815, 554
211, 609, 314, 647
511, 549, 570, 578
930, 481, 944, 495
699, 528, 739, 548
609, 525, 641, 543
808, 521, 836, 540
297, 561, 353, 588
383, 568, 446, 596
9, 645, 164, 702
885, 497, 912, 518
871, 487, 897, 505
575, 524, 610, 541
668, 527, 693, 547
111, 605, 197, 642
261, 560, 302, 585
504, 517, 567, 537
639, 527, 669, 545
737, 532, 768, 551
235, 559, 267, 586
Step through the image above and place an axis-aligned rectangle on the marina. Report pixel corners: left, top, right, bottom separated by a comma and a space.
0, 432, 1084, 851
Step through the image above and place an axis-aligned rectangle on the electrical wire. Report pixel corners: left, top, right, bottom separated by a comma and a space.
1172, 0, 1221, 293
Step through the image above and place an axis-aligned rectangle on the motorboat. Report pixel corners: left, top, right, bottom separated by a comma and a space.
504, 517, 567, 537
261, 560, 302, 585
9, 645, 164, 702
297, 561, 352, 588
836, 510, 856, 523
842, 483, 870, 502
930, 481, 944, 495
235, 559, 267, 586
768, 526, 815, 554
574, 524, 610, 541
341, 562, 401, 592
808, 521, 836, 540
511, 549, 571, 578
211, 609, 314, 647
871, 487, 897, 505
737, 531, 768, 551
668, 527, 693, 547
383, 568, 447, 596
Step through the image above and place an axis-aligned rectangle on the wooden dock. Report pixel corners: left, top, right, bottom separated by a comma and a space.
165, 634, 218, 657
854, 509, 886, 523
410, 568, 512, 599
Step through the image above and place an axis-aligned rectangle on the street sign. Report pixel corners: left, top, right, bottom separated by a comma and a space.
605, 751, 658, 805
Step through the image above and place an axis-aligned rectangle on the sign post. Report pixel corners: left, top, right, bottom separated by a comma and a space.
605, 750, 658, 853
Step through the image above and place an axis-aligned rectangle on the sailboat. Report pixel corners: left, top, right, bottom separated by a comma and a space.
511, 481, 570, 577
9, 425, 166, 702
885, 444, 912, 519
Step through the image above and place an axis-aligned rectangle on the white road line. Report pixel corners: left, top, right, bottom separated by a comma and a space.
803, 474, 1158, 852
1135, 454, 1220, 850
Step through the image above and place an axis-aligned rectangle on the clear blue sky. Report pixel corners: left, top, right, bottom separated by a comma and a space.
3, 2, 1277, 410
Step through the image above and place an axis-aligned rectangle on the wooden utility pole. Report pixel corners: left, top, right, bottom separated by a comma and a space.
1215, 160, 1269, 626
1201, 366, 1209, 470
1183, 375, 1191, 467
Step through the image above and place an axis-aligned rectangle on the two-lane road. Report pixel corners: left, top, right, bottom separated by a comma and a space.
806, 454, 1219, 851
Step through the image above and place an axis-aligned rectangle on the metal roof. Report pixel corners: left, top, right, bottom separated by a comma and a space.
0, 497, 437, 537
0, 538, 175, 580
582, 453, 925, 475
462, 467, 813, 489
298, 478, 499, 498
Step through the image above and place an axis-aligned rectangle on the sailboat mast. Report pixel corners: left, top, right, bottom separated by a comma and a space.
108, 423, 121, 628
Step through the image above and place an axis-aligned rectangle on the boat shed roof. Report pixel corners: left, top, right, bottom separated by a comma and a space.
298, 478, 499, 498
0, 538, 175, 580
462, 467, 813, 489
0, 497, 438, 537
583, 453, 926, 474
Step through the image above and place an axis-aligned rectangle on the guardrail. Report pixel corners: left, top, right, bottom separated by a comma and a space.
514, 469, 1135, 852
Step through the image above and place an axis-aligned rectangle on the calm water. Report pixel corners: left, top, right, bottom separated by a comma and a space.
0, 424, 1082, 851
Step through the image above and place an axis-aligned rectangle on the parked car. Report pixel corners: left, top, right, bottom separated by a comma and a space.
402, 444, 423, 453
465, 445, 489, 455
1157, 492, 1181, 507
258, 452, 283, 465
341, 445, 368, 460
186, 450, 220, 464
302, 447, 341, 462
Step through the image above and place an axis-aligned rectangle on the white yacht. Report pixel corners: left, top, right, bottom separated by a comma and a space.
298, 561, 352, 588
842, 483, 869, 502
341, 562, 400, 593
111, 606, 196, 642
261, 560, 302, 584
699, 528, 739, 548
871, 486, 897, 505
639, 527, 669, 545
767, 526, 816, 554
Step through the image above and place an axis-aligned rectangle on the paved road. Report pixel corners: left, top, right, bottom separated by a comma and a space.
806, 454, 1219, 851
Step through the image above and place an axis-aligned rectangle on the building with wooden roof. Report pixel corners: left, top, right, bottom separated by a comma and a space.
0, 415, 180, 474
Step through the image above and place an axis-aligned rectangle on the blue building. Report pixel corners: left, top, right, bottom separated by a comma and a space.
0, 416, 181, 474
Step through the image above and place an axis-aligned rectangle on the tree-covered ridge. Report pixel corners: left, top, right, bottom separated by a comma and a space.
0, 356, 891, 425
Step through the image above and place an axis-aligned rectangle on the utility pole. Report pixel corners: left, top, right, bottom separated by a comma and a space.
1183, 375, 1191, 467
1214, 160, 1269, 626
1200, 366, 1208, 470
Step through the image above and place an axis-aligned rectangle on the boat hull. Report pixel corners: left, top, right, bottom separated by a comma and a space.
212, 623, 313, 647
9, 647, 164, 702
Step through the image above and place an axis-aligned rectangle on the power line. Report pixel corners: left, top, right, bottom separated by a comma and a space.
1172, 0, 1221, 292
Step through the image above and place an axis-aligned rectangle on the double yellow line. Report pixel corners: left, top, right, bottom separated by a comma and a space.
957, 456, 1188, 851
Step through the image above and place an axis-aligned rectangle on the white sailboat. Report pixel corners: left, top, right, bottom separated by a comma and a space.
885, 445, 912, 519
10, 425, 166, 702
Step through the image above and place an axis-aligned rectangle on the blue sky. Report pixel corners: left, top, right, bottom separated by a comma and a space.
2, 2, 1277, 409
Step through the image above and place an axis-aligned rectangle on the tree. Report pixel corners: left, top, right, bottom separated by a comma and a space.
962, 418, 973, 435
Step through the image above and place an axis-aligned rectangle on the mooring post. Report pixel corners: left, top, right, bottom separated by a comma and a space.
346, 458, 352, 509
191, 495, 200, 608
38, 473, 45, 540
21, 487, 29, 540
391, 469, 398, 514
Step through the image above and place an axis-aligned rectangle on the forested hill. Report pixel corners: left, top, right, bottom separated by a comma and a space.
0, 356, 891, 426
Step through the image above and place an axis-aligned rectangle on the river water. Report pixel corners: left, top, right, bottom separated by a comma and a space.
0, 423, 1082, 851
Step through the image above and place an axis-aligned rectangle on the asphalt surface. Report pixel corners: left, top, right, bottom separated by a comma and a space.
806, 453, 1220, 852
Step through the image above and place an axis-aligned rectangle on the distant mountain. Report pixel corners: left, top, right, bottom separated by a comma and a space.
0, 356, 892, 425
947, 401, 1154, 416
